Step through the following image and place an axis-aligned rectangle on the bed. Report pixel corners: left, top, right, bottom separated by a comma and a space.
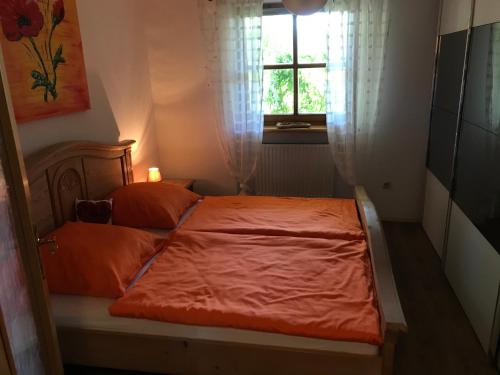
25, 140, 407, 375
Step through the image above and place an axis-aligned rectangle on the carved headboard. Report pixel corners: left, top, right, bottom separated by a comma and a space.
25, 140, 135, 236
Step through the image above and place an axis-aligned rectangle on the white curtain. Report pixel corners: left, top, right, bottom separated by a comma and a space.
199, 0, 264, 195
325, 0, 390, 186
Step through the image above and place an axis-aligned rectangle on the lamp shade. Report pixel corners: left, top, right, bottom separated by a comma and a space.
147, 167, 162, 183
283, 0, 328, 15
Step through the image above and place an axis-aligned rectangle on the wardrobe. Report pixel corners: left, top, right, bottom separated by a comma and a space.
423, 0, 500, 367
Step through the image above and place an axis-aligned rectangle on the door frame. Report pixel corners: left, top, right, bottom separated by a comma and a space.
0, 50, 63, 374
0, 310, 15, 375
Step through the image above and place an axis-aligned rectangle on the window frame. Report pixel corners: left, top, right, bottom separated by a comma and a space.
263, 4, 327, 127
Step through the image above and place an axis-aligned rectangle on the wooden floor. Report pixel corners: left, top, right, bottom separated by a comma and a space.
65, 223, 499, 375
384, 223, 498, 375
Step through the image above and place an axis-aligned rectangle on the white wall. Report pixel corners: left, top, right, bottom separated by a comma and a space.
355, 0, 439, 220
143, 0, 439, 219
16, 0, 160, 181
143, 0, 236, 195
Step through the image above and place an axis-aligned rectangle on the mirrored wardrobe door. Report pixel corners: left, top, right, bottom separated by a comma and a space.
423, 0, 474, 259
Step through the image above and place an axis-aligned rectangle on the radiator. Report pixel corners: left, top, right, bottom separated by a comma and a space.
255, 144, 335, 197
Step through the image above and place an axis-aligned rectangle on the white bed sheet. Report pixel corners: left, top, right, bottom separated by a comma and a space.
51, 200, 379, 356
50, 295, 379, 356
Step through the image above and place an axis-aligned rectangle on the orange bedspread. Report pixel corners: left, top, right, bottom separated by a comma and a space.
109, 230, 382, 345
180, 196, 365, 240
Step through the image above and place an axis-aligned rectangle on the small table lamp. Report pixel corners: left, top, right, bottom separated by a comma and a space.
148, 167, 162, 182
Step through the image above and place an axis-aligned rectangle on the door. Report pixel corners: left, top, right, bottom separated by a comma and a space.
0, 51, 63, 374
0, 325, 14, 375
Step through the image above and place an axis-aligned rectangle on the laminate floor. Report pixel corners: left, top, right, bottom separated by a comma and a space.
64, 223, 499, 375
384, 223, 498, 375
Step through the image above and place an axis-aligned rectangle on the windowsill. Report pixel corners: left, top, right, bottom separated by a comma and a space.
263, 125, 327, 133
263, 125, 328, 144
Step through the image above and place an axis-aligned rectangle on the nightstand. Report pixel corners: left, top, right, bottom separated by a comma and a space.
162, 178, 195, 191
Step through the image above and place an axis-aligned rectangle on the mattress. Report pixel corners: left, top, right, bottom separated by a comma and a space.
50, 294, 379, 356
49, 198, 379, 356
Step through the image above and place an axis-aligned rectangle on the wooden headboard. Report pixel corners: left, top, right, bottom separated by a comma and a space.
25, 140, 135, 236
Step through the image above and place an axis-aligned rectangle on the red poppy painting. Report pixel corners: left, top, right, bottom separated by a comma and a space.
0, 0, 90, 123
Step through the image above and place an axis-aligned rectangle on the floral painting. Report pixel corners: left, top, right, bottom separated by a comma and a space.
0, 0, 90, 123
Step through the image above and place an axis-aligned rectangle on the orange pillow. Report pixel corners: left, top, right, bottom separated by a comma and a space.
40, 222, 165, 298
110, 182, 201, 229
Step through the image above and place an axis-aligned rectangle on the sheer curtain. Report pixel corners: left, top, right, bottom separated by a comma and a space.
199, 0, 264, 195
325, 0, 390, 186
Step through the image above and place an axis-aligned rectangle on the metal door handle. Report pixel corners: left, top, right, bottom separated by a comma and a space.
36, 234, 58, 255
38, 238, 58, 254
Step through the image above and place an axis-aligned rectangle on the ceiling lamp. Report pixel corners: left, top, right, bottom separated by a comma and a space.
282, 0, 328, 15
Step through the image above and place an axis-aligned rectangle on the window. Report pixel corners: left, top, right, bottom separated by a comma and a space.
262, 4, 328, 126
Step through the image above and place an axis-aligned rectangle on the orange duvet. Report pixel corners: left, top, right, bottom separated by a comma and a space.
109, 230, 382, 345
181, 196, 365, 240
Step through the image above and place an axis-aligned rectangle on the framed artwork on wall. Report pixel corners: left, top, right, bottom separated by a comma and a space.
0, 0, 90, 123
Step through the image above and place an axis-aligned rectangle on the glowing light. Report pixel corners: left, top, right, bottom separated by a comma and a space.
147, 167, 162, 182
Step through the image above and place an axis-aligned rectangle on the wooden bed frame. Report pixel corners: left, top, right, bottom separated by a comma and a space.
25, 140, 407, 375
